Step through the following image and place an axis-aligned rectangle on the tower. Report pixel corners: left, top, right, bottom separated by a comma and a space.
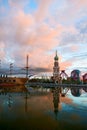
26, 55, 29, 78
53, 50, 60, 83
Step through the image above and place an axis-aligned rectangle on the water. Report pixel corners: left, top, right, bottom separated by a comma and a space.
0, 87, 87, 130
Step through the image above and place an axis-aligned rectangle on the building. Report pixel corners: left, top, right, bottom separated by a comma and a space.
53, 51, 60, 83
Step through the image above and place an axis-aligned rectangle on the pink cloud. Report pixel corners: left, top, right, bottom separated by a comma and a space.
68, 0, 87, 9
0, 0, 86, 73
70, 45, 79, 52
60, 61, 72, 70
67, 0, 87, 15
0, 41, 5, 59
11, 10, 64, 50
0, 7, 75, 71
14, 11, 34, 28
35, 0, 53, 22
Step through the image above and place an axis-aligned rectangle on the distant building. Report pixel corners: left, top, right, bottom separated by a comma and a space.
71, 69, 81, 81
83, 73, 87, 83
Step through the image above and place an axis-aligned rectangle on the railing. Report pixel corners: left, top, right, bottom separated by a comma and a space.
25, 82, 87, 88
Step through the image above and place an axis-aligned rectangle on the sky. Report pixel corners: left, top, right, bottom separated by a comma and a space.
0, 0, 87, 75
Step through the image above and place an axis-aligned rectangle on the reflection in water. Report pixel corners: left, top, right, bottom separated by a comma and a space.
8, 94, 13, 109
71, 88, 82, 97
53, 87, 60, 119
0, 86, 87, 130
24, 92, 29, 113
25, 92, 27, 113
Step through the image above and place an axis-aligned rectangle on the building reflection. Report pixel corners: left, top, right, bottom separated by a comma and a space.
53, 87, 61, 119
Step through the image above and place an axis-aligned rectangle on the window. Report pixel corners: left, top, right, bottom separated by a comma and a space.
13, 80, 16, 82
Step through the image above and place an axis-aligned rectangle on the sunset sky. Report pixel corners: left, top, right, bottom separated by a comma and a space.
0, 0, 87, 75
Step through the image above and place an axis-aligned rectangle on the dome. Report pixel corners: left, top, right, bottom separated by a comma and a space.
54, 51, 58, 60
71, 69, 80, 79
71, 88, 82, 97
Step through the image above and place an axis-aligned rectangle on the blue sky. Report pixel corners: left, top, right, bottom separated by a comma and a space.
0, 0, 87, 75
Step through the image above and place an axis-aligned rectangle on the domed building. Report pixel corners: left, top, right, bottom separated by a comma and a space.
71, 69, 81, 81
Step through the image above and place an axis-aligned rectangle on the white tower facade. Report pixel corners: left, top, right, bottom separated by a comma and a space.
53, 51, 60, 82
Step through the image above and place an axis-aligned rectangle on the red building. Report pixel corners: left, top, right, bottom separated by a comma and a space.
83, 73, 87, 83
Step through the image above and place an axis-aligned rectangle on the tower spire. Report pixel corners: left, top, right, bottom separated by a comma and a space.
56, 50, 57, 56
54, 50, 58, 60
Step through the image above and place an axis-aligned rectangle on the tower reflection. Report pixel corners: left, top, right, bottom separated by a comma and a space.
53, 87, 61, 119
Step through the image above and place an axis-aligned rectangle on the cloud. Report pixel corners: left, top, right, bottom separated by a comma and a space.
60, 19, 87, 49
67, 0, 87, 10
8, 0, 29, 9
60, 61, 73, 70
0, 0, 87, 73
0, 41, 5, 58
2, 9, 64, 69
35, 0, 53, 22
76, 19, 87, 34
51, 0, 87, 25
